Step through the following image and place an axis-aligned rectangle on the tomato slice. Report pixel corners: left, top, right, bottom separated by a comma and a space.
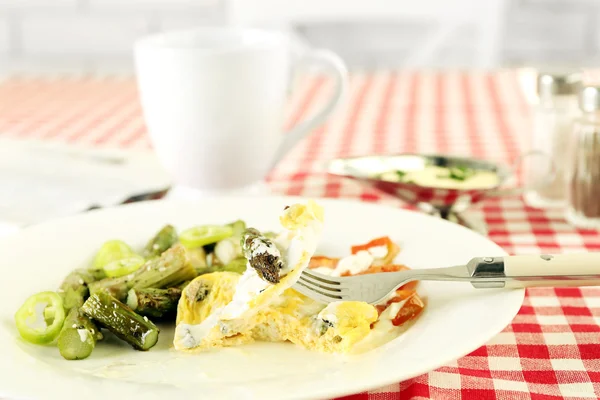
351, 236, 393, 255
398, 280, 419, 292
352, 264, 410, 276
391, 293, 425, 327
308, 256, 339, 269
375, 304, 387, 316
351, 236, 400, 265
393, 289, 417, 301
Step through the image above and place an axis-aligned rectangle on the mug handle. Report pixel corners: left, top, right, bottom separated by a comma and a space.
270, 49, 348, 168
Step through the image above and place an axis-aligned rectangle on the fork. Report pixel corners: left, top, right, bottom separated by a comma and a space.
292, 253, 600, 304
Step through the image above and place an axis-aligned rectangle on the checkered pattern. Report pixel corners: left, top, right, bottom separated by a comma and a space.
365, 179, 490, 209
2, 70, 600, 399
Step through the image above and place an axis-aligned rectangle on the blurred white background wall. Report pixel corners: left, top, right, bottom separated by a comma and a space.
0, 0, 598, 74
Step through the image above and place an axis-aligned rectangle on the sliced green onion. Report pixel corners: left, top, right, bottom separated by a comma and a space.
395, 170, 407, 180
92, 240, 135, 270
103, 255, 146, 278
179, 225, 233, 249
15, 291, 66, 344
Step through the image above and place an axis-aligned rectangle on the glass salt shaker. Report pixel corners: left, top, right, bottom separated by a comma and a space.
566, 86, 600, 229
524, 70, 582, 208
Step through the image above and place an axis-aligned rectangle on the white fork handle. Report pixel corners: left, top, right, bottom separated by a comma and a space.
503, 253, 600, 288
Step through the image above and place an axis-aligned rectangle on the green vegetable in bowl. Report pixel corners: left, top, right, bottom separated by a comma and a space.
446, 165, 475, 181
15, 291, 66, 344
395, 170, 407, 180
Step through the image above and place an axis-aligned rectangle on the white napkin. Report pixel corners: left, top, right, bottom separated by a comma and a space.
0, 139, 172, 232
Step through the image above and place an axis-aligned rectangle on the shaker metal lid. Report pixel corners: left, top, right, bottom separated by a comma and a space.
537, 69, 582, 98
579, 86, 600, 112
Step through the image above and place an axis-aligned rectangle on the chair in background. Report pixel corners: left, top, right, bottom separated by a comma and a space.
226, 0, 509, 69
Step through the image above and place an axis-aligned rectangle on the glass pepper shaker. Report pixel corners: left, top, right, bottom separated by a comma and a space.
524, 70, 582, 208
566, 85, 600, 229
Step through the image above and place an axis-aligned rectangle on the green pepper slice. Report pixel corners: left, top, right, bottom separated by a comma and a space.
92, 240, 135, 270
15, 291, 66, 344
179, 225, 233, 249
103, 255, 146, 278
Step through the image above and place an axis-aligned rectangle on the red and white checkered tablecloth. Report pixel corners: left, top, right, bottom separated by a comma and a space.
2, 71, 600, 400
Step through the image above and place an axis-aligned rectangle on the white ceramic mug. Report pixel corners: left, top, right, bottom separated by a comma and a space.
134, 27, 348, 194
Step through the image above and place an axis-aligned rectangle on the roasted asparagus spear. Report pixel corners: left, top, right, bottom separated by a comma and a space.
242, 228, 284, 283
126, 287, 182, 319
87, 274, 130, 302
57, 308, 102, 360
129, 244, 196, 289
88, 244, 196, 302
143, 224, 178, 259
45, 268, 97, 323
54, 268, 104, 359
81, 292, 159, 351
58, 269, 95, 311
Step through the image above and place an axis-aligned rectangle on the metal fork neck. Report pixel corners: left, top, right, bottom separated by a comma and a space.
406, 258, 507, 288
407, 265, 472, 281
466, 257, 507, 288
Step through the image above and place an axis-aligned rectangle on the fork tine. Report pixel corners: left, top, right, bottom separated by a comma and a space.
298, 275, 343, 292
301, 269, 341, 285
293, 281, 344, 303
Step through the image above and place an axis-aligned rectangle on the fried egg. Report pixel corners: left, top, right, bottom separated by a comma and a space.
174, 201, 325, 350
174, 200, 420, 354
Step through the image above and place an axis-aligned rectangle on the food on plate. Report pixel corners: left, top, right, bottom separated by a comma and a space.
376, 164, 500, 190
174, 202, 325, 351
174, 201, 425, 354
81, 292, 159, 351
57, 308, 102, 360
15, 291, 66, 345
127, 287, 182, 319
87, 244, 196, 302
14, 200, 425, 360
143, 224, 178, 259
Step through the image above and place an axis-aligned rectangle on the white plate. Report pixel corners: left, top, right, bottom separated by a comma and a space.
0, 197, 524, 400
